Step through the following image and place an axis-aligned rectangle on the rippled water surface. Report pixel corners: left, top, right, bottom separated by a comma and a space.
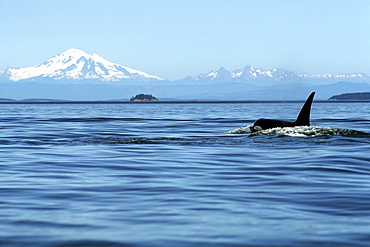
1, 102, 370, 246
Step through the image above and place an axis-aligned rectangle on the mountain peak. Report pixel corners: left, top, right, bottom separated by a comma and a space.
1, 49, 165, 82
62, 48, 86, 55
186, 65, 369, 85
59, 48, 105, 61
217, 67, 228, 72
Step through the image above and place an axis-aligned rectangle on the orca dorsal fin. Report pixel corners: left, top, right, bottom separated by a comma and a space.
294, 92, 315, 126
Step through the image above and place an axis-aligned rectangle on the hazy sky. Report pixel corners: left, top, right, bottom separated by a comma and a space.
1, 0, 370, 80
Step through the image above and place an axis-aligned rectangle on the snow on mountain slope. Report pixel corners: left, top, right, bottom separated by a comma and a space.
0, 48, 165, 82
184, 65, 369, 84
183, 65, 301, 83
1, 49, 369, 84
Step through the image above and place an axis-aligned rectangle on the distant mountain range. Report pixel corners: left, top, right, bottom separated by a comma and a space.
183, 66, 369, 85
0, 48, 369, 84
0, 48, 370, 100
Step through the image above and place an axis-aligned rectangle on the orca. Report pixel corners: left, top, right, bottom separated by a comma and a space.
251, 92, 316, 132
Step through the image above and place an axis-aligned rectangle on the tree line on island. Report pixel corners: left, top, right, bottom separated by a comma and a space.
130, 94, 158, 101
329, 92, 370, 100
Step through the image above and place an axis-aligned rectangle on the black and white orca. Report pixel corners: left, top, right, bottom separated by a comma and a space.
251, 92, 316, 132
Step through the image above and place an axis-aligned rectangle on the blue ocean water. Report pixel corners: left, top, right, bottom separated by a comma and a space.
0, 102, 369, 246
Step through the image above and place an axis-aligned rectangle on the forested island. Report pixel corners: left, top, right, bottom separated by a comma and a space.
130, 94, 158, 101
329, 92, 370, 100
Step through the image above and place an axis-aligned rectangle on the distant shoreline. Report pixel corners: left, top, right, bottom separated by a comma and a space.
1, 99, 370, 104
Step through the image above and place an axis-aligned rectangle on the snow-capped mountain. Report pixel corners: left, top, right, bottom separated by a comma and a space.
0, 48, 165, 82
1, 49, 369, 85
299, 72, 369, 80
183, 65, 369, 84
183, 65, 299, 82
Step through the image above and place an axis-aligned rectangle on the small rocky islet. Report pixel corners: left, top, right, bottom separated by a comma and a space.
130, 94, 158, 102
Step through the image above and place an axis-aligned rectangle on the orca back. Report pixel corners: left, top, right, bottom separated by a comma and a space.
294, 92, 315, 126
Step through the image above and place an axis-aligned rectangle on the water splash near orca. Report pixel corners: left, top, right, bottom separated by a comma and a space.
227, 125, 369, 137
228, 91, 369, 137
226, 126, 253, 134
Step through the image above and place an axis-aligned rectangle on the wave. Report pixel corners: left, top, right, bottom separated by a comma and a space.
227, 126, 369, 137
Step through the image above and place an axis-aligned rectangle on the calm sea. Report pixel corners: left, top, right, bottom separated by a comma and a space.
0, 101, 369, 247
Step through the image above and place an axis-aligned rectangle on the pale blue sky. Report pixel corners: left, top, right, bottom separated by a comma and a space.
1, 0, 370, 80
